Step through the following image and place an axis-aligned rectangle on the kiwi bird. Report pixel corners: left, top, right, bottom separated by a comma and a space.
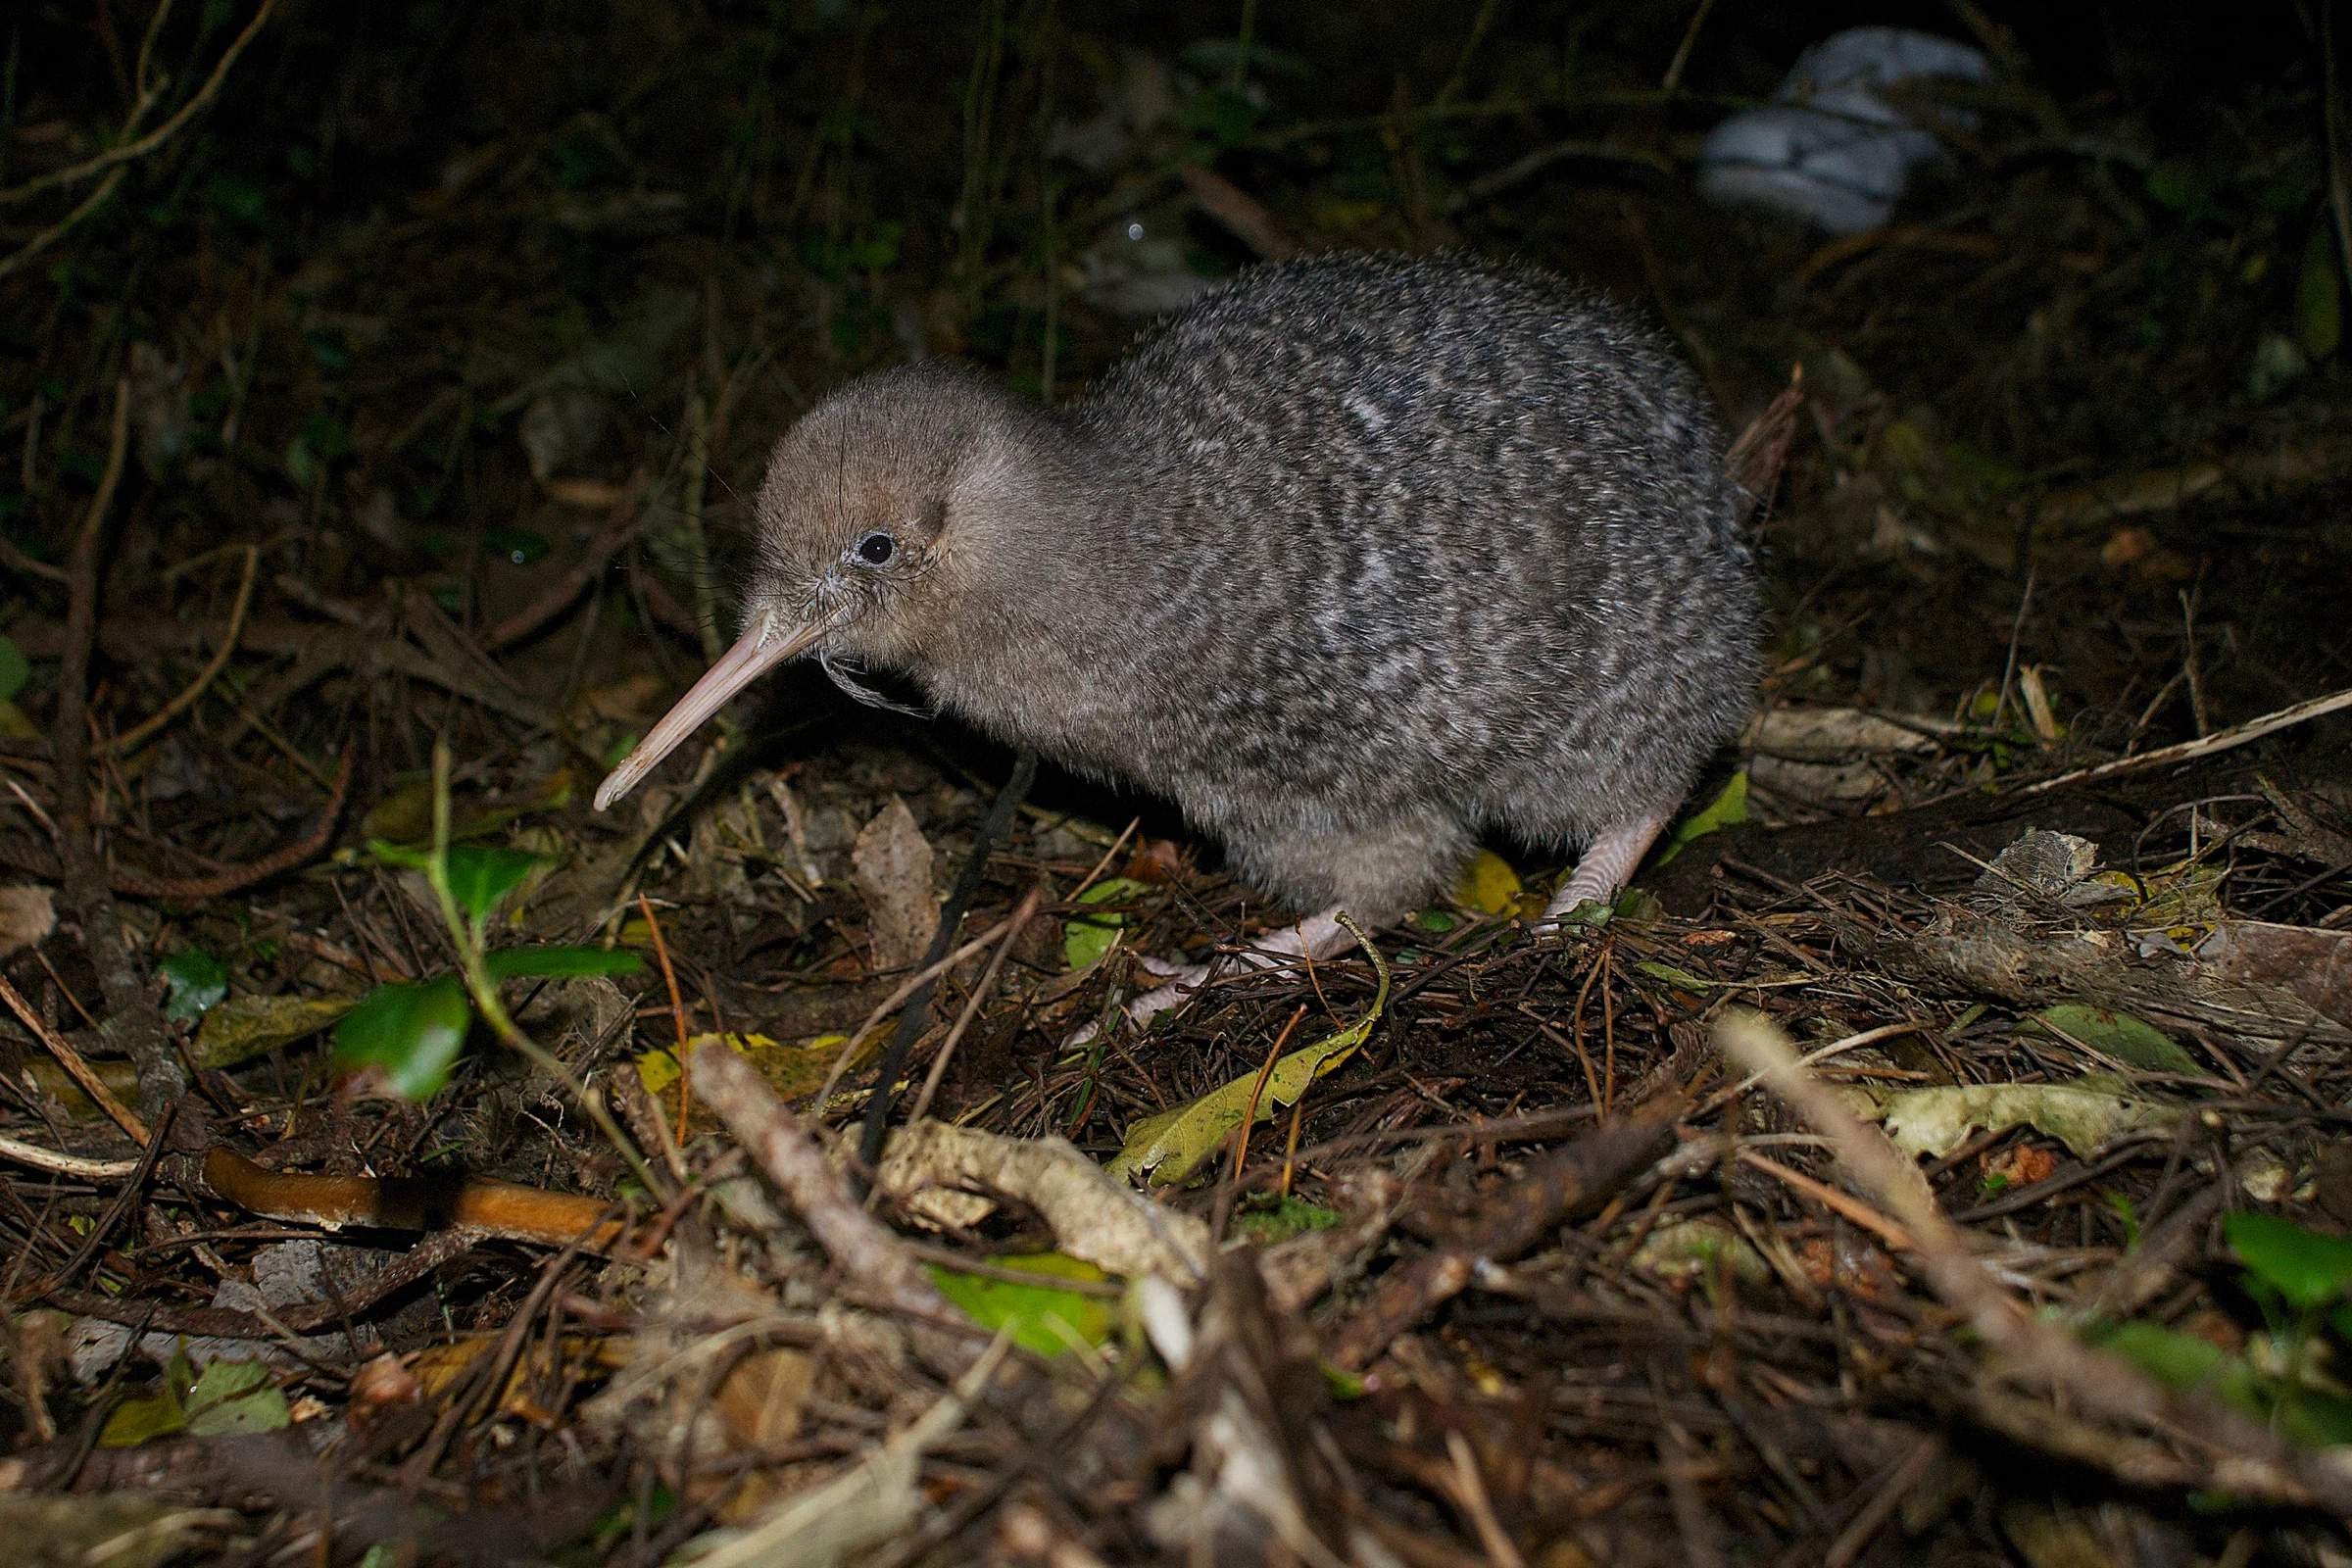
596, 253, 1760, 1029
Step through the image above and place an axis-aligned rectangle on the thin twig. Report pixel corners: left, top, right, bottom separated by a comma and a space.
0, 0, 280, 207
856, 749, 1037, 1168
813, 914, 1021, 1112
51, 378, 183, 1110
906, 883, 1043, 1127
103, 543, 260, 756
0, 1130, 140, 1181
638, 892, 694, 1147
0, 972, 149, 1146
0, 166, 127, 284
2019, 684, 2352, 796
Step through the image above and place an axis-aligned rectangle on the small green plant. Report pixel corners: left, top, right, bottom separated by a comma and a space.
158, 947, 230, 1022
2086, 1210, 2352, 1449
330, 801, 639, 1101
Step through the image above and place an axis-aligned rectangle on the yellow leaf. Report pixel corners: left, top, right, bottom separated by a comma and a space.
1450, 851, 1522, 915
638, 1031, 867, 1108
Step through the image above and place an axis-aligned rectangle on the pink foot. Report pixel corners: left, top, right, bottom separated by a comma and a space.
1065, 908, 1357, 1045
1542, 812, 1669, 921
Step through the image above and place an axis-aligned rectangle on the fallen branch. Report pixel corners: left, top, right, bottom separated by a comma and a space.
1328, 1085, 1684, 1370
691, 1038, 949, 1324
874, 1119, 1209, 1281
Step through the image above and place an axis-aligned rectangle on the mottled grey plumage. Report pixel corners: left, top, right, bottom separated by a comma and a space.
612, 253, 1760, 932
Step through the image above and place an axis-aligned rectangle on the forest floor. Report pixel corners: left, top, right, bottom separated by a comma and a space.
2, 4, 2351, 1565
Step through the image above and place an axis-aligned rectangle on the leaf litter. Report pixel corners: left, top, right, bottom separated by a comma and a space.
2, 8, 2350, 1565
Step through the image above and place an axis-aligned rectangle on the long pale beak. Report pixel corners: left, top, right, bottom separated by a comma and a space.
593, 615, 834, 810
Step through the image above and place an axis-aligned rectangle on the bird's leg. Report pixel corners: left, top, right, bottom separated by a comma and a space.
1542, 810, 1670, 920
1067, 906, 1360, 1045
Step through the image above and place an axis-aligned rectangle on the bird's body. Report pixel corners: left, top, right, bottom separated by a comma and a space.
601, 252, 1760, 967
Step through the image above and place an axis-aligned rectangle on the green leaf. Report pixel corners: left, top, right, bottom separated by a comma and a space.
98, 1389, 187, 1447
203, 172, 267, 223
368, 840, 547, 925
927, 1252, 1114, 1357
1110, 920, 1390, 1186
98, 1346, 197, 1448
0, 634, 28, 704
486, 944, 645, 980
2278, 1388, 2352, 1447
367, 837, 432, 870
1182, 85, 1263, 148
1063, 877, 1150, 971
445, 846, 546, 925
2142, 163, 2204, 216
2085, 1320, 2261, 1414
2226, 1212, 2352, 1313
1656, 768, 1748, 865
182, 1359, 290, 1437
1231, 1197, 1343, 1246
331, 977, 471, 1100
2029, 1004, 2199, 1074
158, 949, 229, 1022
303, 328, 350, 371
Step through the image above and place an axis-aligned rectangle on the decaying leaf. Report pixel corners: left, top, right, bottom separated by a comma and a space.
1747, 707, 1941, 805
2192, 921, 2352, 1031
853, 796, 937, 972
411, 1333, 633, 1427
1875, 1075, 2180, 1160
1630, 1215, 1771, 1286
0, 884, 55, 956
193, 994, 356, 1070
99, 1349, 291, 1448
638, 1030, 874, 1113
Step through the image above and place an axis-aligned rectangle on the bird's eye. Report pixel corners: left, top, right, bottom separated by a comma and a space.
856, 531, 896, 566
